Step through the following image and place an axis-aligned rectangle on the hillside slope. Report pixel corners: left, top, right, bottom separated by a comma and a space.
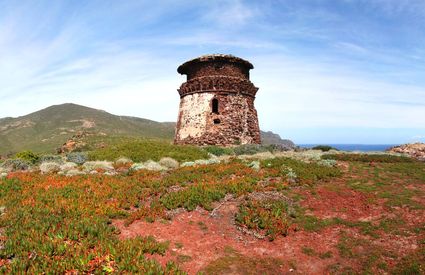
0, 103, 175, 154
0, 103, 293, 155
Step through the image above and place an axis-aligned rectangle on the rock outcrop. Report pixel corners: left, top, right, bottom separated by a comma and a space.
57, 131, 89, 154
387, 143, 425, 161
261, 131, 295, 150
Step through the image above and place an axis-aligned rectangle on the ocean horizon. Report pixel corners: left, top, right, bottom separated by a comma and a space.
298, 144, 397, 152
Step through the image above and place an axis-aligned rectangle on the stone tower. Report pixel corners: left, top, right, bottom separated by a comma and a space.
174, 54, 261, 146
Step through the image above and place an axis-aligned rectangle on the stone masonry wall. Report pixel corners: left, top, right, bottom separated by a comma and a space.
184, 62, 249, 80
174, 55, 261, 146
175, 93, 215, 140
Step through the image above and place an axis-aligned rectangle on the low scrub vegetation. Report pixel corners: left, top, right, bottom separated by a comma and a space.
236, 199, 294, 240
311, 145, 338, 152
322, 153, 415, 163
88, 138, 208, 162
261, 157, 341, 185
0, 173, 183, 273
203, 146, 234, 156
14, 150, 40, 164
204, 144, 289, 157
0, 157, 341, 272
1, 148, 423, 274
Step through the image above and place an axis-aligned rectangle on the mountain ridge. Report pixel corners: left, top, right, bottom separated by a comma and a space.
0, 103, 293, 155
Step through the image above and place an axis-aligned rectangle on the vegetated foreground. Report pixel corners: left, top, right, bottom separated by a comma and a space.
0, 154, 424, 274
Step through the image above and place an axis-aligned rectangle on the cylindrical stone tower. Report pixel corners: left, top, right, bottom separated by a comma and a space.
174, 54, 261, 146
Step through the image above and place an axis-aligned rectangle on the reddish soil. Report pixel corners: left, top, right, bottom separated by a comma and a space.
113, 195, 421, 274
113, 163, 424, 274
114, 201, 340, 274
300, 185, 384, 221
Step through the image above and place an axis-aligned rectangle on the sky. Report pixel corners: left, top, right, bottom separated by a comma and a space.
0, 0, 424, 144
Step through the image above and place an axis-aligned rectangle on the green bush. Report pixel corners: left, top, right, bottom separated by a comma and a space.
15, 150, 40, 164
66, 152, 88, 165
261, 157, 341, 185
311, 145, 338, 152
1, 158, 31, 171
322, 153, 415, 163
88, 139, 208, 162
317, 159, 337, 167
235, 199, 293, 240
233, 144, 272, 156
204, 146, 234, 156
40, 154, 63, 163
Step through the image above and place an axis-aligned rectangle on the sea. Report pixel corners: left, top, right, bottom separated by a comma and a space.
298, 144, 397, 152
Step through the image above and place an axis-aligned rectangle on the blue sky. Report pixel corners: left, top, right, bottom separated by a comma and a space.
0, 0, 424, 144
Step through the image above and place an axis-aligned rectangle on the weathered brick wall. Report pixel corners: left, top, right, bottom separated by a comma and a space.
174, 54, 261, 146
184, 62, 249, 80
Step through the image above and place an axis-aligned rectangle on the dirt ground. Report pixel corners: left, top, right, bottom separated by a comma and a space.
113, 162, 425, 274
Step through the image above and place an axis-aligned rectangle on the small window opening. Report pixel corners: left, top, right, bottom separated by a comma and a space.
212, 98, 219, 114
213, 119, 221, 124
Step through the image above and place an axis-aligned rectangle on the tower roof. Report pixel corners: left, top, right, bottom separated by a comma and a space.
177, 54, 254, 74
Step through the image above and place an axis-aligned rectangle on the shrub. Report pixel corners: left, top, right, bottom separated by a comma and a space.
15, 150, 40, 164
40, 162, 61, 174
83, 161, 115, 172
143, 160, 167, 171
159, 157, 179, 169
180, 161, 195, 167
234, 144, 272, 156
88, 139, 208, 162
281, 165, 298, 183
66, 152, 88, 165
194, 158, 220, 165
59, 162, 78, 172
317, 159, 337, 167
238, 151, 275, 160
64, 169, 86, 176
267, 144, 294, 152
114, 157, 133, 171
235, 199, 293, 240
322, 153, 415, 163
131, 163, 147, 171
115, 157, 133, 165
311, 145, 338, 152
261, 157, 341, 185
1, 158, 31, 171
39, 154, 63, 164
247, 161, 260, 170
130, 161, 167, 171
204, 146, 234, 156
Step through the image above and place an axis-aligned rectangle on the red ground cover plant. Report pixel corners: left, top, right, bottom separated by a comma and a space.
0, 157, 423, 274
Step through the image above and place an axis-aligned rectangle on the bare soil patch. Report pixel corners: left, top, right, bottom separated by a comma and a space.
114, 161, 425, 274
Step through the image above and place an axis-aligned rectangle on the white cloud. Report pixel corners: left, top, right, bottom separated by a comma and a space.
202, 0, 259, 27
0, 0, 424, 144
252, 54, 425, 132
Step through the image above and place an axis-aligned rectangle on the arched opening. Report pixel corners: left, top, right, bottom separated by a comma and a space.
212, 98, 219, 114
213, 119, 221, 124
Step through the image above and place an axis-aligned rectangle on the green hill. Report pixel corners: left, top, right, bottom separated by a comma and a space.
0, 103, 294, 156
0, 103, 175, 155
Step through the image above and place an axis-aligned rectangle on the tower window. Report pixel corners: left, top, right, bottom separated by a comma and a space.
212, 98, 219, 114
213, 119, 221, 124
